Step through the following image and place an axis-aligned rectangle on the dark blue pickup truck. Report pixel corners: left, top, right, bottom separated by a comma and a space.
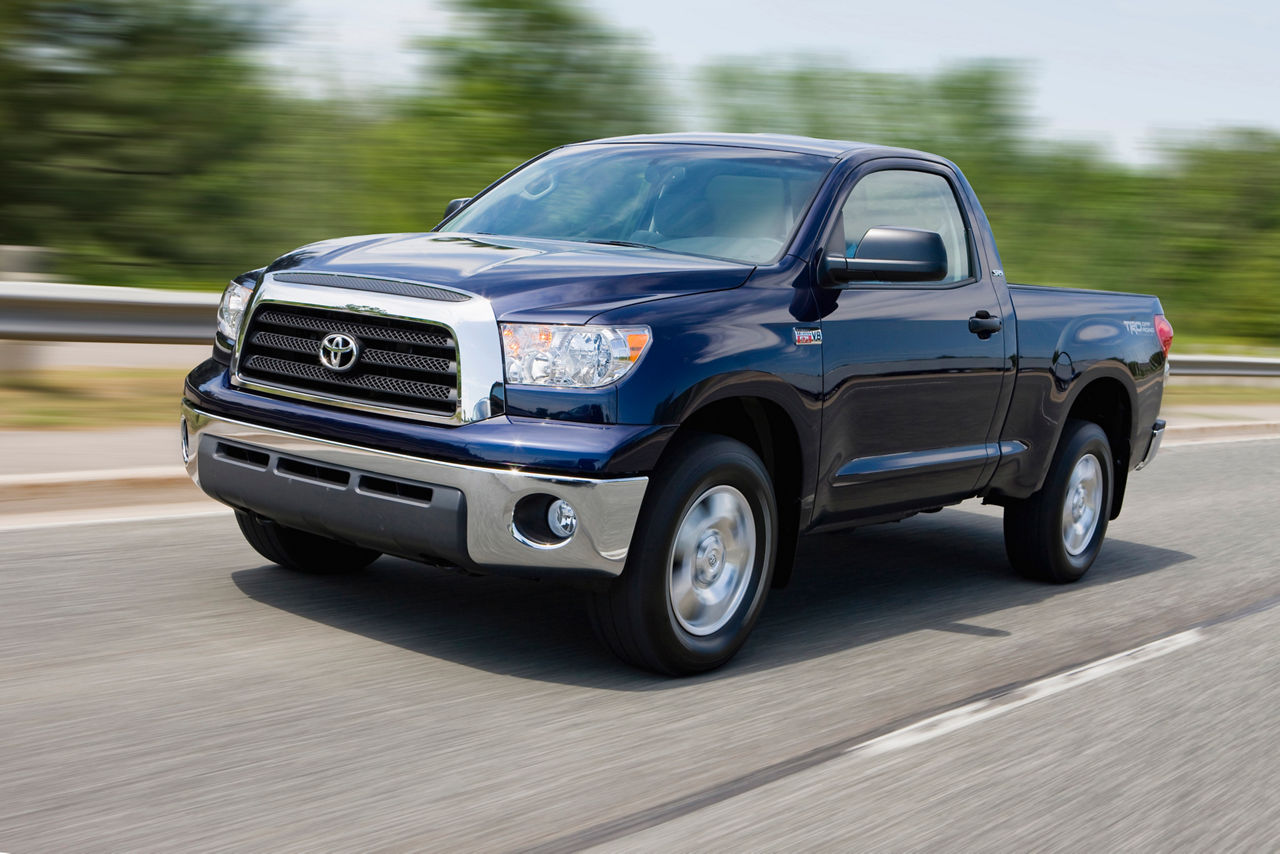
182, 133, 1172, 674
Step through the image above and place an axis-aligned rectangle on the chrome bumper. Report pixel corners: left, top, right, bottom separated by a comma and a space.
1135, 419, 1166, 471
181, 403, 648, 579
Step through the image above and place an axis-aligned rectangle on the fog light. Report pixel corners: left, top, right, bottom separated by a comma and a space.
547, 499, 578, 538
180, 416, 190, 464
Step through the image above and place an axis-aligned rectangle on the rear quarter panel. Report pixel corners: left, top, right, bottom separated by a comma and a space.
985, 283, 1167, 499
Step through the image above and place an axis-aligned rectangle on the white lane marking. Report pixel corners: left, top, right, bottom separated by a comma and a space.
0, 465, 185, 487
0, 507, 231, 533
1164, 432, 1280, 448
851, 628, 1204, 758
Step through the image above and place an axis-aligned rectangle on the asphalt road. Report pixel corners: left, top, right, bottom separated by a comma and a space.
1, 437, 1278, 852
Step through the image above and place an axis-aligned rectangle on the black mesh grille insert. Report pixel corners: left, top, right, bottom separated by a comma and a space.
237, 304, 459, 416
254, 310, 452, 348
272, 272, 470, 303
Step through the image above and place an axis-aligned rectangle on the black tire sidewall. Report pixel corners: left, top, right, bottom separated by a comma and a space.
626, 436, 777, 673
236, 510, 379, 574
1044, 421, 1113, 581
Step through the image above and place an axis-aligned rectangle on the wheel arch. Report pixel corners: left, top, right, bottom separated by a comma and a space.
1061, 370, 1136, 520
658, 378, 816, 588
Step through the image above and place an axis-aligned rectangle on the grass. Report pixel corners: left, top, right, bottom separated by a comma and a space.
1171, 337, 1280, 358
0, 368, 186, 429
1163, 383, 1280, 408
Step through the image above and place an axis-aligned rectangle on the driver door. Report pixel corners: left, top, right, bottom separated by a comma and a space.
814, 161, 1010, 526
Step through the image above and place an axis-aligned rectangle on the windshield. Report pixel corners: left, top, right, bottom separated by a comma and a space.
438, 144, 832, 265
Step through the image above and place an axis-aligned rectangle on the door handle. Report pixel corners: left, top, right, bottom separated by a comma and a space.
968, 311, 1002, 339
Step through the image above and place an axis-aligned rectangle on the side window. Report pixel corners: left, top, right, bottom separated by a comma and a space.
838, 170, 972, 283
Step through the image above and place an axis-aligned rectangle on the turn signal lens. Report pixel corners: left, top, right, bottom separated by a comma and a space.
1154, 314, 1173, 356
626, 332, 650, 362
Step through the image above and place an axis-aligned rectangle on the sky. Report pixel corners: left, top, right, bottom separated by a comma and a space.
277, 0, 1278, 163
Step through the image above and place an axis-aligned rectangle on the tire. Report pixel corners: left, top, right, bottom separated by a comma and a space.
1004, 419, 1113, 583
588, 434, 777, 675
235, 510, 380, 574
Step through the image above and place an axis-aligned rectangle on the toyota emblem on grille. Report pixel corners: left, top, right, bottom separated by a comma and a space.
319, 332, 360, 372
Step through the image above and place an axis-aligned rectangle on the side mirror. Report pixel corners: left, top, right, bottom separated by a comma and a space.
443, 197, 471, 218
824, 227, 948, 284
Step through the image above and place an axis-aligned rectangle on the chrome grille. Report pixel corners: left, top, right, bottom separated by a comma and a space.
237, 305, 458, 417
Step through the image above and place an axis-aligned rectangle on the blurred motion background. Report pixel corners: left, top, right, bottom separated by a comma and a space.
4, 9, 1279, 850
1, 0, 1278, 429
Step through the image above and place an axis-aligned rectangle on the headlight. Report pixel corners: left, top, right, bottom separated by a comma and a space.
216, 279, 254, 350
500, 323, 651, 387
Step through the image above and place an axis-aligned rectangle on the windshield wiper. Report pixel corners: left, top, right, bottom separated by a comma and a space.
586, 239, 660, 250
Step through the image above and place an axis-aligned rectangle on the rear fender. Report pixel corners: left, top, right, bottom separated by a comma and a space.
985, 361, 1139, 503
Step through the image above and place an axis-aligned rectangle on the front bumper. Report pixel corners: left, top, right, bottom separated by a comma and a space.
181, 402, 648, 580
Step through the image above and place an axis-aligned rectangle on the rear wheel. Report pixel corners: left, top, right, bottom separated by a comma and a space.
235, 511, 380, 574
1004, 419, 1113, 583
588, 435, 777, 675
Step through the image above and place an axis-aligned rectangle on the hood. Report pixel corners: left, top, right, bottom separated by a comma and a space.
265, 232, 755, 322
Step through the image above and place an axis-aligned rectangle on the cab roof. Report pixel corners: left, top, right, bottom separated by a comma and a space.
579, 132, 941, 162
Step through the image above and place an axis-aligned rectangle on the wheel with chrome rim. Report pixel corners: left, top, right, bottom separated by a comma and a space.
588, 434, 777, 675
668, 484, 757, 637
1061, 453, 1104, 556
1004, 419, 1114, 583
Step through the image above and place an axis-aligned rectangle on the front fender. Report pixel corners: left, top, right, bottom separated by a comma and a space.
599, 265, 825, 521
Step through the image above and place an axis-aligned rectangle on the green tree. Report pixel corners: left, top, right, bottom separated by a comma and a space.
0, 0, 280, 281
425, 0, 658, 156
1, 1, 1276, 346
332, 0, 664, 238
1148, 130, 1280, 341
701, 59, 1280, 345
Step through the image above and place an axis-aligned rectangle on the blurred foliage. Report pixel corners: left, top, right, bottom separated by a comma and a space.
701, 59, 1280, 344
427, 0, 658, 153
0, 0, 1277, 345
0, 0, 279, 276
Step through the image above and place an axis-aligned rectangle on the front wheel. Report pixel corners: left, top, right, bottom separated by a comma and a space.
588, 435, 777, 675
1004, 419, 1113, 583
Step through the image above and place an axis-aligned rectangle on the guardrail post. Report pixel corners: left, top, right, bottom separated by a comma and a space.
0, 339, 43, 375
0, 245, 55, 376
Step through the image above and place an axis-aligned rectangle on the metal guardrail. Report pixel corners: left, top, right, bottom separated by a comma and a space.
0, 281, 218, 344
1, 282, 1279, 376
1168, 354, 1280, 377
